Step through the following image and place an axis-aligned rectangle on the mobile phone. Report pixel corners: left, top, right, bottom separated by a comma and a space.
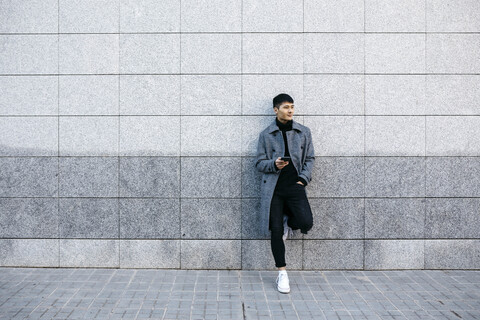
280, 156, 291, 162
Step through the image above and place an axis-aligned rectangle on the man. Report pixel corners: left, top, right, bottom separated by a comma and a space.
255, 93, 315, 294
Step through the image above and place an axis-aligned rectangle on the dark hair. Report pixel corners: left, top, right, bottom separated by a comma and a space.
273, 93, 294, 109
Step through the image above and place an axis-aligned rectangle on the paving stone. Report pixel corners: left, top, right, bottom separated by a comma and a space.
0, 269, 478, 319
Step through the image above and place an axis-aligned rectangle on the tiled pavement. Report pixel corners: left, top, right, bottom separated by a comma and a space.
0, 268, 479, 320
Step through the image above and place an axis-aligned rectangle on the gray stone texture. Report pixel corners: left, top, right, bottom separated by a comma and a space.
426, 198, 480, 239
0, 239, 58, 267
59, 116, 118, 156
0, 117, 58, 156
0, 157, 58, 197
119, 157, 180, 198
60, 239, 119, 268
366, 75, 426, 115
181, 75, 242, 115
366, 116, 425, 156
305, 116, 364, 156
305, 199, 364, 240
309, 157, 365, 198
427, 116, 480, 156
241, 240, 303, 270
427, 34, 480, 73
365, 157, 425, 197
365, 34, 425, 74
365, 0, 425, 32
181, 0, 241, 32
59, 198, 119, 238
59, 0, 119, 33
243, 0, 303, 32
120, 34, 180, 74
119, 199, 180, 239
181, 199, 241, 239
120, 75, 180, 115
426, 157, 480, 197
119, 116, 180, 156
59, 34, 119, 74
181, 116, 242, 156
365, 198, 425, 239
1, 1, 480, 270
242, 157, 262, 198
426, 75, 480, 115
0, 76, 58, 115
181, 240, 241, 269
425, 240, 480, 269
59, 75, 119, 115
303, 75, 364, 115
120, 240, 180, 268
303, 240, 364, 270
0, 35, 58, 74
304, 34, 364, 73
304, 0, 364, 32
243, 34, 303, 74
120, 0, 180, 32
59, 157, 118, 197
427, 0, 480, 32
181, 157, 241, 198
0, 198, 58, 238
365, 240, 424, 269
181, 34, 241, 74
0, 0, 58, 33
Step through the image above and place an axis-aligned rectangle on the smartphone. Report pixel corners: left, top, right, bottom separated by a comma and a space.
280, 156, 291, 162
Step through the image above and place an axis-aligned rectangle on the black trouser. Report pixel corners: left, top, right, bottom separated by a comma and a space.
269, 183, 313, 268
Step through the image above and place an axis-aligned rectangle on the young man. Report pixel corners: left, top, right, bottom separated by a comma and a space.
255, 93, 315, 294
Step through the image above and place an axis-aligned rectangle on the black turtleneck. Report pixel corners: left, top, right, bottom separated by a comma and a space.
275, 118, 300, 190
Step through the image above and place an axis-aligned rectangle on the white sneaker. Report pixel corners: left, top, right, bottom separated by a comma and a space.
276, 271, 290, 294
282, 216, 293, 241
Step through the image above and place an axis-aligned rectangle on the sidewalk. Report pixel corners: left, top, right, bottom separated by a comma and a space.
0, 268, 479, 320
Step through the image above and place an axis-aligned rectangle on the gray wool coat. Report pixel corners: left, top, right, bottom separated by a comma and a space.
255, 119, 315, 237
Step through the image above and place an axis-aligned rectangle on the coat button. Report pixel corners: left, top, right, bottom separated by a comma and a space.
263, 180, 266, 183
272, 149, 275, 152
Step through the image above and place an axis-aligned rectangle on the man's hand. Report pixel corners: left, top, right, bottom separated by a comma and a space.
275, 157, 289, 170
296, 181, 304, 186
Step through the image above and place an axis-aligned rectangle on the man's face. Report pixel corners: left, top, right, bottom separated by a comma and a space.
274, 102, 295, 123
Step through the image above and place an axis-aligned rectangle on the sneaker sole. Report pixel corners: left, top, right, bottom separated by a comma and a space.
277, 286, 290, 294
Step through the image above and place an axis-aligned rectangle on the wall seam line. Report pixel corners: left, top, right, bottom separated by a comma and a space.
57, 0, 60, 268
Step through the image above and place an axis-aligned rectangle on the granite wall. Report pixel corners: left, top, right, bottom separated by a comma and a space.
1, 0, 479, 270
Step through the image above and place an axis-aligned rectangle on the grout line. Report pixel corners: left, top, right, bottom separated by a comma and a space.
2, 114, 480, 117
424, 0, 427, 270
118, 0, 121, 269
2, 31, 480, 35
301, 0, 306, 271
4, 155, 480, 159
240, 0, 243, 270
179, 0, 182, 270
57, 0, 60, 268
3, 72, 480, 76
363, 0, 366, 271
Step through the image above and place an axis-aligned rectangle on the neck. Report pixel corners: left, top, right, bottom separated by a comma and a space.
276, 117, 290, 124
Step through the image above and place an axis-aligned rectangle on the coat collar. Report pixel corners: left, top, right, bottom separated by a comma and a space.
267, 118, 302, 133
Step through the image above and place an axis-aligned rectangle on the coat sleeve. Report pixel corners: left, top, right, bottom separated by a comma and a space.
298, 128, 315, 183
255, 131, 278, 173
